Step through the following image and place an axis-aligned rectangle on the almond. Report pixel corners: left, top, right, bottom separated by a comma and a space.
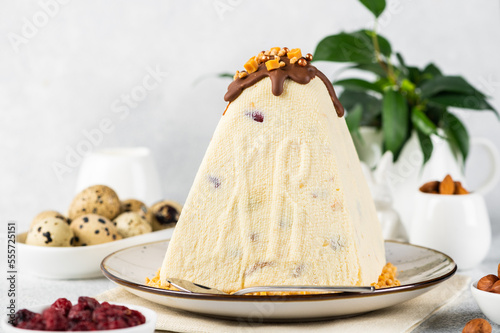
462, 318, 492, 333
490, 280, 500, 294
454, 181, 469, 195
439, 174, 455, 195
477, 274, 499, 291
419, 181, 440, 193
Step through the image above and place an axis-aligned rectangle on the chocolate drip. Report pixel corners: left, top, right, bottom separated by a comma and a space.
224, 57, 344, 117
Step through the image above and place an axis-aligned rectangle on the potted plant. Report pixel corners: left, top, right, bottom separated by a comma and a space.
312, 0, 498, 167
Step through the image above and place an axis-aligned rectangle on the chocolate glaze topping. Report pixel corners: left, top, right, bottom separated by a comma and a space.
224, 56, 344, 117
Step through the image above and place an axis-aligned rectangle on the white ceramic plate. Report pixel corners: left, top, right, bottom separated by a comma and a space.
17, 228, 174, 279
101, 240, 456, 322
2, 301, 157, 333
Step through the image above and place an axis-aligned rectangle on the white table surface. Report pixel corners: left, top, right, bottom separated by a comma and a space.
9, 223, 500, 332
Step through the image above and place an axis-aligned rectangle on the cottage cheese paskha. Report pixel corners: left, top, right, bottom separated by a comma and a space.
158, 48, 385, 294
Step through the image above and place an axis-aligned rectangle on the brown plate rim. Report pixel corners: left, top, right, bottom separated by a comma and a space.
100, 240, 457, 302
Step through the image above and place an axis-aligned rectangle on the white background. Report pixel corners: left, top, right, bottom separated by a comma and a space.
1, 0, 499, 231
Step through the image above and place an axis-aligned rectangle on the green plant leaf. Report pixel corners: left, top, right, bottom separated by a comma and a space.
345, 103, 363, 137
334, 78, 383, 93
442, 111, 469, 162
411, 107, 437, 136
416, 130, 434, 165
429, 93, 497, 114
406, 66, 423, 84
396, 53, 406, 68
396, 52, 408, 76
349, 63, 388, 77
381, 91, 408, 156
218, 73, 234, 79
382, 89, 409, 159
420, 76, 486, 99
425, 105, 447, 125
314, 30, 391, 64
358, 0, 386, 17
422, 63, 442, 77
339, 90, 382, 127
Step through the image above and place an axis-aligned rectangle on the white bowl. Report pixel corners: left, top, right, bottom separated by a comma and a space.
17, 228, 173, 279
1, 302, 157, 333
471, 280, 500, 325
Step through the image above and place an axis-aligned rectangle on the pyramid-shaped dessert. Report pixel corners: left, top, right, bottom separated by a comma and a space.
158, 48, 385, 293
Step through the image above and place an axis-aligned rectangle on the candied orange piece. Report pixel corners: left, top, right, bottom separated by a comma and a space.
265, 58, 280, 71
244, 56, 259, 74
287, 48, 302, 60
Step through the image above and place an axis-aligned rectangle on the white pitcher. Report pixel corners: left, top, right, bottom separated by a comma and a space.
76, 147, 163, 205
355, 127, 500, 231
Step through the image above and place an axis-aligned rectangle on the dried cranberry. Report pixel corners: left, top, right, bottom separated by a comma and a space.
93, 302, 145, 329
13, 309, 39, 326
68, 320, 97, 331
51, 298, 73, 316
126, 309, 146, 326
97, 318, 129, 330
13, 296, 145, 331
68, 303, 92, 322
208, 176, 221, 188
43, 307, 69, 331
77, 296, 100, 311
245, 110, 264, 122
16, 314, 45, 330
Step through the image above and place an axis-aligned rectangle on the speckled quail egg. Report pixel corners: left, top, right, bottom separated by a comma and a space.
114, 212, 152, 238
70, 214, 122, 246
30, 210, 70, 228
120, 199, 153, 226
26, 217, 75, 247
150, 200, 182, 231
68, 185, 121, 221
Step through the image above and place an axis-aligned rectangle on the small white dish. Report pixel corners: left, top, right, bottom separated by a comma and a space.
17, 228, 173, 279
409, 191, 491, 270
471, 281, 500, 325
101, 240, 456, 322
1, 302, 157, 333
